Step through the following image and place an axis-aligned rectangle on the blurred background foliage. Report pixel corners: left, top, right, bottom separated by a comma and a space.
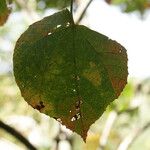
1, 0, 150, 150
105, 0, 150, 14
12, 0, 150, 13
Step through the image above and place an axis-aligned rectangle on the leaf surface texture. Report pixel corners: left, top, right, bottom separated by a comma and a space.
13, 9, 128, 141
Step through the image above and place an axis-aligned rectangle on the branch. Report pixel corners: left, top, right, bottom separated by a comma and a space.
97, 111, 118, 150
75, 0, 94, 24
0, 120, 37, 150
70, 0, 74, 16
76, 0, 93, 24
117, 121, 150, 150
70, 0, 75, 24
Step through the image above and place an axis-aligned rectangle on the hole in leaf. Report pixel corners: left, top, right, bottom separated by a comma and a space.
66, 22, 70, 27
71, 117, 76, 122
71, 113, 81, 122
73, 89, 76, 92
57, 118, 62, 123
57, 24, 61, 28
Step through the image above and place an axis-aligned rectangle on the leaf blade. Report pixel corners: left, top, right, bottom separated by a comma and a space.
13, 11, 128, 141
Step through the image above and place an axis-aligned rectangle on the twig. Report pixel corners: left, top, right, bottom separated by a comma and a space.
75, 0, 94, 24
117, 121, 150, 150
0, 120, 37, 150
70, 0, 74, 17
97, 111, 118, 150
70, 0, 75, 24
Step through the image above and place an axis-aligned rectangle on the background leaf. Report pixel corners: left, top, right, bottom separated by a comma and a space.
105, 0, 150, 14
0, 0, 11, 26
13, 10, 128, 141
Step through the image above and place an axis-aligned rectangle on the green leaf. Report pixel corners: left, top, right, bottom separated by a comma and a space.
0, 0, 11, 26
13, 9, 128, 141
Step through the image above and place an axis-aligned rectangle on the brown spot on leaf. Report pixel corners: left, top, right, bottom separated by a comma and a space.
75, 98, 83, 110
32, 100, 45, 111
36, 99, 54, 114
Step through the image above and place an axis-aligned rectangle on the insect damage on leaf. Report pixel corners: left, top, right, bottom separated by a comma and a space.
0, 0, 12, 26
13, 9, 128, 141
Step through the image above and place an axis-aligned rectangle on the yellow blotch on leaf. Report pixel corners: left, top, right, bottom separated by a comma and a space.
83, 62, 101, 87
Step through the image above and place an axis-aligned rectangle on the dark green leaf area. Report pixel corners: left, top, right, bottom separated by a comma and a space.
13, 19, 127, 140
15, 9, 72, 49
